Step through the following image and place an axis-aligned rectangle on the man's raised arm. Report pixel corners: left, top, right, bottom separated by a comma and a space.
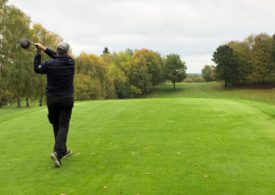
35, 43, 57, 59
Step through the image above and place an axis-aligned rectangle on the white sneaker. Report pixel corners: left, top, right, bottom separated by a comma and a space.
50, 152, 61, 167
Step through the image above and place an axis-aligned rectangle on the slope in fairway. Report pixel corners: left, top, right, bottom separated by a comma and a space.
1, 98, 275, 194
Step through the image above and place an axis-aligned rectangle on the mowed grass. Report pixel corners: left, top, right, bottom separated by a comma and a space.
1, 83, 275, 194
147, 82, 275, 104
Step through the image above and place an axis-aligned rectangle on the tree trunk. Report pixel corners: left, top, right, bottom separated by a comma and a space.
39, 94, 43, 107
224, 81, 228, 88
26, 97, 30, 107
17, 96, 21, 107
173, 82, 176, 91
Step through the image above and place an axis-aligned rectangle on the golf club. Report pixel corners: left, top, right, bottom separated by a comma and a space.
20, 39, 35, 49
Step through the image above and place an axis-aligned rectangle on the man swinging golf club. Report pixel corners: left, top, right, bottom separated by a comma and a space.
34, 42, 75, 167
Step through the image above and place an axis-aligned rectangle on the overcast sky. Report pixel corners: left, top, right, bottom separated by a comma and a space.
8, 0, 275, 73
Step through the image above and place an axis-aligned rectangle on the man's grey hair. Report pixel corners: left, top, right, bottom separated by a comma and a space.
56, 42, 70, 55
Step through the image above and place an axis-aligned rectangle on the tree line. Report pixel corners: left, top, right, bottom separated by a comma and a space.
203, 33, 275, 87
0, 0, 187, 107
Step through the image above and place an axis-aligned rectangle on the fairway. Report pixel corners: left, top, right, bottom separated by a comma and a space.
1, 93, 275, 194
2, 0, 275, 193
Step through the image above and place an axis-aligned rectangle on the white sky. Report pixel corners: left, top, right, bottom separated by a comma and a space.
8, 0, 275, 73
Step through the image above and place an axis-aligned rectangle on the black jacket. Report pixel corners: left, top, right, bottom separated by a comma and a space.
34, 48, 75, 96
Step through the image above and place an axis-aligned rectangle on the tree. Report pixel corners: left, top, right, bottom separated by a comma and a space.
129, 53, 152, 95
103, 47, 110, 55
75, 52, 116, 100
1, 4, 33, 107
125, 48, 134, 56
133, 49, 163, 86
0, 0, 7, 106
213, 33, 275, 86
202, 65, 216, 82
228, 41, 251, 83
212, 45, 238, 88
164, 54, 187, 90
109, 51, 132, 98
248, 34, 273, 83
272, 34, 275, 62
109, 63, 130, 98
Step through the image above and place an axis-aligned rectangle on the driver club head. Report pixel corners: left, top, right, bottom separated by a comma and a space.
20, 39, 33, 49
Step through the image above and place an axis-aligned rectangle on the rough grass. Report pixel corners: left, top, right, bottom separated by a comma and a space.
1, 82, 275, 194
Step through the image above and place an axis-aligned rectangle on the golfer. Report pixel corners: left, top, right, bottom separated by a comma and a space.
34, 42, 75, 167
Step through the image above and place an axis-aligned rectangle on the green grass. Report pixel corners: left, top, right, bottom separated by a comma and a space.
1, 82, 275, 194
148, 82, 275, 104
